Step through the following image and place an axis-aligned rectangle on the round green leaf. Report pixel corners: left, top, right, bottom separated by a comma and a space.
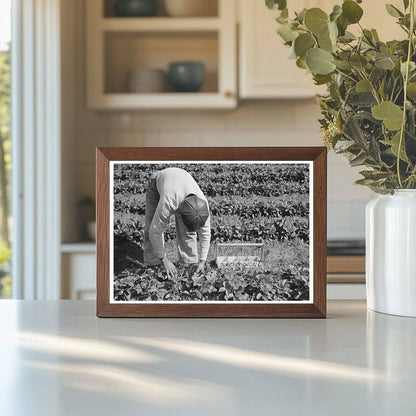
296, 8, 307, 22
304, 8, 329, 35
375, 56, 395, 70
407, 82, 416, 99
401, 61, 416, 76
296, 57, 307, 69
277, 23, 299, 42
318, 21, 338, 52
339, 31, 356, 43
350, 53, 368, 69
336, 15, 348, 35
313, 74, 331, 85
328, 21, 338, 42
342, 0, 363, 24
306, 47, 335, 75
371, 101, 403, 131
356, 79, 372, 92
266, 0, 287, 11
382, 132, 409, 162
333, 59, 353, 70
294, 33, 315, 57
316, 22, 338, 52
330, 5, 343, 22
318, 32, 333, 52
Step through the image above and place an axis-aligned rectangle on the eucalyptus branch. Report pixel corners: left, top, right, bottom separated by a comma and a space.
358, 22, 378, 49
358, 69, 381, 104
397, 0, 415, 187
334, 68, 358, 83
267, 0, 416, 193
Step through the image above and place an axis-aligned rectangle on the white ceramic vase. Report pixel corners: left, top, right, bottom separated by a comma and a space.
366, 190, 416, 317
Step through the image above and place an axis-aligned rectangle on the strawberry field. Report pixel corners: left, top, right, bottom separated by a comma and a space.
113, 163, 310, 302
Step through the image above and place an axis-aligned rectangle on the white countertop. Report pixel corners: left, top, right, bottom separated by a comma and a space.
0, 300, 415, 415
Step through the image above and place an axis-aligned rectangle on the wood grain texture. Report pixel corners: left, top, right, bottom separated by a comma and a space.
327, 274, 365, 283
96, 149, 110, 316
96, 147, 327, 318
313, 148, 327, 318
327, 256, 365, 274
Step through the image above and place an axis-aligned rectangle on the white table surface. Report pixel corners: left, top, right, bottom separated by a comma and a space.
0, 300, 415, 416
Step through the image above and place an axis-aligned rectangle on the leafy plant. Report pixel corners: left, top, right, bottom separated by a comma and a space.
113, 262, 309, 302
267, 0, 416, 193
113, 163, 310, 301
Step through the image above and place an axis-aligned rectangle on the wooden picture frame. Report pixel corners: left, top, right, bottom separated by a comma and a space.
96, 147, 327, 318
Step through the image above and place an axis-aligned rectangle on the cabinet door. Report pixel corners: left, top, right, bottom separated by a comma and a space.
238, 0, 403, 99
239, 0, 320, 99
62, 253, 96, 300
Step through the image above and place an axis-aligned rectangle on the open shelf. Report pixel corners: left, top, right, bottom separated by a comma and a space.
103, 0, 219, 18
61, 242, 96, 254
104, 31, 219, 94
101, 17, 221, 32
86, 0, 237, 109
91, 92, 235, 109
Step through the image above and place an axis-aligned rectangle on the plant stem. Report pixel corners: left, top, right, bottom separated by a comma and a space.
334, 68, 357, 83
390, 79, 397, 101
397, 0, 415, 188
358, 69, 380, 104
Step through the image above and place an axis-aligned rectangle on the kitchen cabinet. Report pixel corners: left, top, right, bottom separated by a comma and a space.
239, 0, 323, 99
87, 0, 405, 107
61, 244, 96, 300
86, 0, 237, 109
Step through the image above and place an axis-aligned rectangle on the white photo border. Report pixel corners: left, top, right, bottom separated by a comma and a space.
109, 160, 314, 304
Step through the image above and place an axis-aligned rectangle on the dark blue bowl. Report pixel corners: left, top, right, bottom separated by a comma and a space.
114, 0, 158, 17
169, 62, 205, 93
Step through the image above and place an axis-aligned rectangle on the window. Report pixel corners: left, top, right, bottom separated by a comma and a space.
0, 0, 11, 298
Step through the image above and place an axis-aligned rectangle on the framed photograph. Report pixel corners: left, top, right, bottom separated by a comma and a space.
96, 147, 327, 318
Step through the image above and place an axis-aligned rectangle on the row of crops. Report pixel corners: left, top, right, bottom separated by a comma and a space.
114, 215, 309, 245
114, 196, 309, 218
113, 163, 310, 196
114, 162, 309, 183
113, 163, 310, 302
114, 263, 309, 302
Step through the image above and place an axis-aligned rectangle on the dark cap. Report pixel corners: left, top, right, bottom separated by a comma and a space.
179, 194, 209, 232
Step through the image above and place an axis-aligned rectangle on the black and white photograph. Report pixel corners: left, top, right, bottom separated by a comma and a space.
110, 161, 313, 303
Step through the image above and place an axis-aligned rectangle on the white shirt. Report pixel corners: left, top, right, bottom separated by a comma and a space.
149, 167, 211, 260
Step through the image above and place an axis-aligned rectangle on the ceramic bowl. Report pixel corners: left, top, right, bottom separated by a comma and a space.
127, 68, 167, 93
168, 62, 205, 92
114, 0, 158, 17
